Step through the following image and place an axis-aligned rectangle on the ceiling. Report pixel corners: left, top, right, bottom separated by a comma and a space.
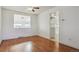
2, 6, 54, 15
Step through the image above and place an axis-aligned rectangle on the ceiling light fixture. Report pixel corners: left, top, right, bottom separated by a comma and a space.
27, 7, 40, 12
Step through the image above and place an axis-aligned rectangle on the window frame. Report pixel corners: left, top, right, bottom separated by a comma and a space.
14, 14, 32, 29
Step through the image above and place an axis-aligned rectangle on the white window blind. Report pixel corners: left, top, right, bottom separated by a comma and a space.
14, 14, 31, 28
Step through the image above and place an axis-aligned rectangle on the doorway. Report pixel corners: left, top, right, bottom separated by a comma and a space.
49, 11, 59, 51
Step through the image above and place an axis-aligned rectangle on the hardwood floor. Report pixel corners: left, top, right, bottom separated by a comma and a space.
0, 35, 79, 52
0, 36, 58, 52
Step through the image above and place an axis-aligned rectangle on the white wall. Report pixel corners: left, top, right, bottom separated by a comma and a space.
2, 8, 38, 40
51, 6, 79, 49
0, 7, 2, 44
59, 7, 79, 49
38, 6, 79, 49
0, 7, 1, 38
38, 10, 50, 39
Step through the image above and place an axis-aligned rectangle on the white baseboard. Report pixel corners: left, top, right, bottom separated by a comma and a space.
37, 34, 59, 43
38, 34, 50, 39
59, 41, 79, 49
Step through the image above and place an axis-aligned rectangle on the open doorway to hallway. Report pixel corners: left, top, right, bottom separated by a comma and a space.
49, 11, 59, 51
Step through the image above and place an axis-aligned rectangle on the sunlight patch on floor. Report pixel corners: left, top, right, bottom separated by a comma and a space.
8, 41, 33, 52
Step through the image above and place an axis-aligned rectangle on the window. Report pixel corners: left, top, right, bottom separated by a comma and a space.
14, 14, 31, 28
